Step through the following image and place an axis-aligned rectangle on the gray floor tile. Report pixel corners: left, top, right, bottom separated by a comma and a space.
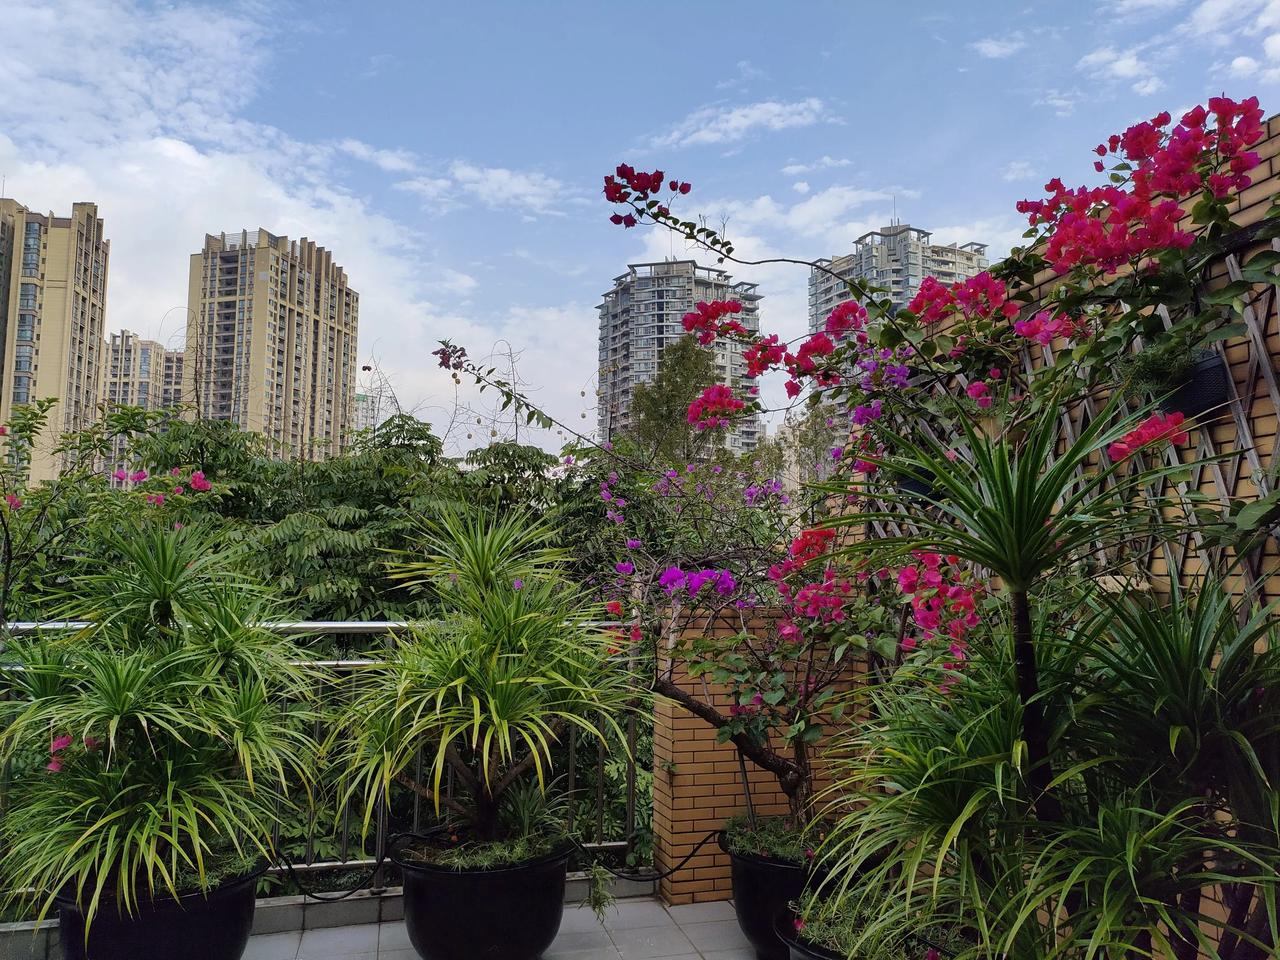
376, 922, 412, 952
543, 949, 623, 960
679, 918, 752, 952
375, 952, 419, 960
666, 900, 737, 924
603, 900, 675, 931
551, 928, 615, 952
296, 922, 380, 958
241, 930, 300, 960
700, 951, 758, 960
561, 904, 610, 932
609, 924, 697, 960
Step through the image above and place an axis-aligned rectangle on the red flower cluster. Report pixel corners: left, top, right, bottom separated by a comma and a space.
1107, 411, 1189, 462
1013, 309, 1090, 346
897, 552, 983, 691
788, 570, 855, 624
790, 528, 836, 567
603, 165, 691, 227
1018, 98, 1265, 274
686, 384, 745, 430
907, 272, 1020, 331
744, 333, 787, 378
824, 300, 869, 339
682, 300, 747, 345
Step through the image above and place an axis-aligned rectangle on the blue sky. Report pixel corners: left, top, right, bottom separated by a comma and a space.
1, 0, 1275, 451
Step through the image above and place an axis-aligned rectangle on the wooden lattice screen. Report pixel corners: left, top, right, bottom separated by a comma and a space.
862, 115, 1280, 601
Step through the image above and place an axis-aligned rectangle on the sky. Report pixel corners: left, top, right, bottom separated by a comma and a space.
1, 0, 1277, 453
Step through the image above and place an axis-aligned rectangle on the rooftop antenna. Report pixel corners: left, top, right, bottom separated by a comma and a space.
892, 193, 897, 226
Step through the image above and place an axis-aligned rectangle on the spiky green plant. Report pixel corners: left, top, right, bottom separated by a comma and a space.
830, 391, 1207, 817
819, 579, 1280, 960
336, 509, 638, 845
0, 524, 316, 929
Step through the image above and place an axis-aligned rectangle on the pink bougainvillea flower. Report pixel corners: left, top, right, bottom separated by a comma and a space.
50, 734, 73, 753
189, 471, 212, 492
45, 759, 63, 773
605, 600, 623, 617
1107, 412, 1189, 462
4, 494, 21, 511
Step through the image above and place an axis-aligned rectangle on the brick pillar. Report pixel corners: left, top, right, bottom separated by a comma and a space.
651, 615, 791, 905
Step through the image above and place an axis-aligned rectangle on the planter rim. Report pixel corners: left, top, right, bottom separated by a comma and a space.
718, 830, 807, 871
773, 910, 845, 960
392, 838, 574, 877
52, 862, 267, 912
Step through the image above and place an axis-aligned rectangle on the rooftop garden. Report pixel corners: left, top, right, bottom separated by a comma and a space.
4, 93, 1280, 960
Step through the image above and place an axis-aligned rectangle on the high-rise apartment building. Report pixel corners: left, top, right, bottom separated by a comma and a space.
0, 200, 109, 482
808, 223, 989, 332
184, 229, 359, 460
597, 259, 762, 453
102, 330, 166, 410
354, 392, 380, 432
161, 349, 185, 408
101, 330, 175, 481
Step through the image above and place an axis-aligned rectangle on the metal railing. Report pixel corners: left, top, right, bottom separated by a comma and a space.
0, 620, 646, 898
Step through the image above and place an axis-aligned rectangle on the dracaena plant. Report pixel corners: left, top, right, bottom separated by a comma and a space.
816, 576, 1280, 960
334, 509, 636, 854
832, 389, 1208, 819
0, 523, 316, 929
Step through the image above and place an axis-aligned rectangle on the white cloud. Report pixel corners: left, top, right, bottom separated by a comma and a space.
715, 60, 766, 91
651, 98, 838, 149
1266, 32, 1280, 58
971, 33, 1026, 58
1034, 88, 1084, 116
336, 139, 418, 173
1103, 0, 1184, 13
1229, 54, 1262, 76
780, 155, 851, 176
792, 181, 811, 194
1077, 46, 1164, 93
1001, 160, 1036, 181
0, 0, 581, 452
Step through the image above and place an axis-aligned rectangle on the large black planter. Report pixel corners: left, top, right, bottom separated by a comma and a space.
56, 870, 260, 960
722, 834, 814, 960
395, 841, 571, 960
1160, 349, 1231, 419
775, 911, 845, 960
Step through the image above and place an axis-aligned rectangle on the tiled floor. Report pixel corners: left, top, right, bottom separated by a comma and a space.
242, 897, 755, 960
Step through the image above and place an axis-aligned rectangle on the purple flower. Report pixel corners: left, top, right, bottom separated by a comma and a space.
658, 567, 686, 593
615, 561, 634, 575
626, 539, 642, 549
563, 455, 575, 465
831, 447, 844, 461
513, 579, 524, 590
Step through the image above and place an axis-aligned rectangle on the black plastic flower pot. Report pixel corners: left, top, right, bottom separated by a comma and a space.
774, 910, 845, 960
1160, 349, 1231, 420
721, 833, 816, 960
55, 869, 261, 960
395, 841, 572, 960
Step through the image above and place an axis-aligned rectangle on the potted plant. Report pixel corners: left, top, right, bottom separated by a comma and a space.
594, 458, 900, 960
335, 509, 636, 960
1121, 330, 1231, 420
779, 890, 961, 960
0, 524, 315, 960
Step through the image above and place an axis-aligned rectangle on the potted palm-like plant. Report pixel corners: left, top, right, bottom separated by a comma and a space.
335, 509, 635, 960
0, 524, 315, 960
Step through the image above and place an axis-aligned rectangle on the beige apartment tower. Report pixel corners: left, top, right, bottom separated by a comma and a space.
184, 229, 359, 459
809, 223, 989, 332
0, 200, 108, 482
101, 330, 178, 481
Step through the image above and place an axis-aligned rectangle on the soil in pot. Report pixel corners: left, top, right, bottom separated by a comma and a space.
56, 869, 261, 960
721, 832, 821, 960
395, 840, 572, 960
1159, 349, 1231, 420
